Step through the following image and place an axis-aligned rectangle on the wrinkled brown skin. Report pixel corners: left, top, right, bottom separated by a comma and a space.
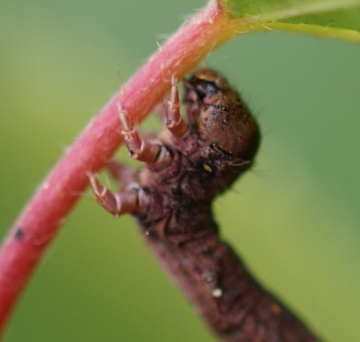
132, 70, 320, 341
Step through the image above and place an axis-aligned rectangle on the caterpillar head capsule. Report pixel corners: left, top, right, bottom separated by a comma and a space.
184, 69, 260, 161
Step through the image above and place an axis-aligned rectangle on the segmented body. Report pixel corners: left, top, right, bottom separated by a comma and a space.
90, 70, 320, 341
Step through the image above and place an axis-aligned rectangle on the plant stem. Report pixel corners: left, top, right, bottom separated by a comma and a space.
0, 0, 239, 336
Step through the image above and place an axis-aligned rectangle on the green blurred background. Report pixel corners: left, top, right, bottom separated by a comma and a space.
1, 1, 360, 341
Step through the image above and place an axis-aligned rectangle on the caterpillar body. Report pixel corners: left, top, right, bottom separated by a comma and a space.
89, 69, 319, 342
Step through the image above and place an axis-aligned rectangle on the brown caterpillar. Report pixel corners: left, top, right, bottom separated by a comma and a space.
89, 69, 320, 341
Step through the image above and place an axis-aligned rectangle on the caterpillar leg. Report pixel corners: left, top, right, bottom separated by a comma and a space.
165, 76, 188, 137
118, 107, 171, 164
88, 172, 142, 217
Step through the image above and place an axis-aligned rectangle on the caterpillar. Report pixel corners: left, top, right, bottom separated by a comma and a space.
89, 69, 320, 342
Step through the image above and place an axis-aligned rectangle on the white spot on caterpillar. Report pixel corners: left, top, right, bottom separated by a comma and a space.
212, 288, 223, 298
203, 163, 213, 173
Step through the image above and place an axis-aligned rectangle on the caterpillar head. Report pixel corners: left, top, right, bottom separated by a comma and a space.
184, 69, 260, 162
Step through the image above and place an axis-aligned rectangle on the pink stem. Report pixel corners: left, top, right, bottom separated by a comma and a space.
0, 0, 237, 336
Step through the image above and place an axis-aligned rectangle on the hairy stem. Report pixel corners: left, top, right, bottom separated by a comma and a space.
0, 0, 238, 336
